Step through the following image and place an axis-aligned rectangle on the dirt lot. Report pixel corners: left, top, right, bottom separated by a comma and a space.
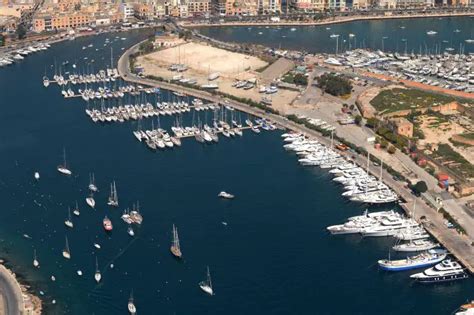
137, 42, 299, 112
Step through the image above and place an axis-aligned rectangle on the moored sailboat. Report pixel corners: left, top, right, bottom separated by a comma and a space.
86, 192, 96, 208
63, 236, 71, 259
33, 249, 39, 268
94, 257, 102, 283
107, 181, 119, 207
170, 224, 182, 258
128, 290, 137, 314
57, 148, 72, 175
89, 173, 98, 192
199, 266, 214, 296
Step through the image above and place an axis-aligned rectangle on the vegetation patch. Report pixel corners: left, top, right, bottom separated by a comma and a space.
370, 88, 473, 114
429, 143, 474, 179
316, 73, 352, 96
282, 72, 308, 86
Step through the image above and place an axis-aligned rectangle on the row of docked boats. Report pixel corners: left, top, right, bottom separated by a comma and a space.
283, 133, 398, 204
45, 68, 120, 87
326, 49, 474, 93
85, 100, 214, 123
0, 43, 51, 67
327, 208, 469, 283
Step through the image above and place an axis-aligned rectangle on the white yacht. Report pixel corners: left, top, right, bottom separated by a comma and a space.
393, 239, 439, 252
218, 191, 234, 199
360, 216, 418, 237
410, 259, 468, 283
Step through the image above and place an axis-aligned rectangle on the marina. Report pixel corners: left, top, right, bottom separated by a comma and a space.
3, 23, 474, 314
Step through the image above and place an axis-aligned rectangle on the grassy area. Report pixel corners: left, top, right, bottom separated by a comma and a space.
429, 143, 474, 179
460, 132, 474, 140
370, 88, 473, 115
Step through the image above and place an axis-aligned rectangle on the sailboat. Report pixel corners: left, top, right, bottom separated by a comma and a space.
199, 266, 214, 295
73, 201, 80, 216
86, 192, 96, 208
33, 249, 39, 268
94, 257, 102, 283
57, 148, 72, 175
89, 173, 98, 192
107, 181, 119, 207
170, 224, 182, 258
63, 236, 71, 259
64, 207, 73, 228
128, 290, 137, 314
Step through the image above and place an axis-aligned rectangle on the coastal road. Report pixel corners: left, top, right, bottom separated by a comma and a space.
118, 41, 474, 273
0, 265, 24, 315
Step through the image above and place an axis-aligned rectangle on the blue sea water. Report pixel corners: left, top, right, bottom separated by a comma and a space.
0, 21, 473, 315
196, 16, 474, 54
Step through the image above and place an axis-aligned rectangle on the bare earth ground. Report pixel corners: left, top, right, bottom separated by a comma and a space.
418, 115, 474, 162
137, 42, 299, 111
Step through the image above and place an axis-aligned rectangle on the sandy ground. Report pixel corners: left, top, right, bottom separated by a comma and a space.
142, 42, 267, 77
418, 114, 474, 162
137, 42, 299, 111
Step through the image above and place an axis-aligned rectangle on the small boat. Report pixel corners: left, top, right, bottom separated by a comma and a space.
64, 208, 73, 228
89, 173, 98, 192
57, 148, 72, 176
170, 224, 182, 258
427, 30, 437, 36
77, 270, 83, 276
33, 249, 39, 268
199, 266, 214, 296
218, 191, 234, 199
128, 291, 137, 314
63, 236, 71, 259
127, 227, 135, 237
103, 216, 113, 231
34, 172, 40, 180
94, 257, 101, 283
86, 193, 95, 208
51, 275, 56, 282
73, 201, 80, 216
94, 243, 101, 249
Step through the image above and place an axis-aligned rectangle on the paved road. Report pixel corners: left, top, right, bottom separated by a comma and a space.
118, 42, 474, 272
0, 265, 24, 315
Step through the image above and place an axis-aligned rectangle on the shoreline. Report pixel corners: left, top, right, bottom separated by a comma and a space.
118, 39, 474, 273
183, 11, 473, 28
0, 258, 41, 314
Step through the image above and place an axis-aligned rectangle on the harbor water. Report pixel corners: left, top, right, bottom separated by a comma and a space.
196, 16, 474, 54
0, 21, 473, 314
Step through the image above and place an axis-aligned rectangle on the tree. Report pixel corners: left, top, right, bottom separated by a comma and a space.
139, 40, 154, 54
293, 73, 308, 86
365, 117, 380, 129
16, 24, 27, 40
413, 181, 428, 194
387, 145, 396, 154
316, 73, 352, 96
354, 115, 362, 126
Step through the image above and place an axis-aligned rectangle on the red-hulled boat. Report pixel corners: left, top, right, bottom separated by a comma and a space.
103, 216, 113, 231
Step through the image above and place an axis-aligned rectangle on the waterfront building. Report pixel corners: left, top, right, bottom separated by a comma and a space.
121, 2, 134, 19
187, 0, 211, 16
